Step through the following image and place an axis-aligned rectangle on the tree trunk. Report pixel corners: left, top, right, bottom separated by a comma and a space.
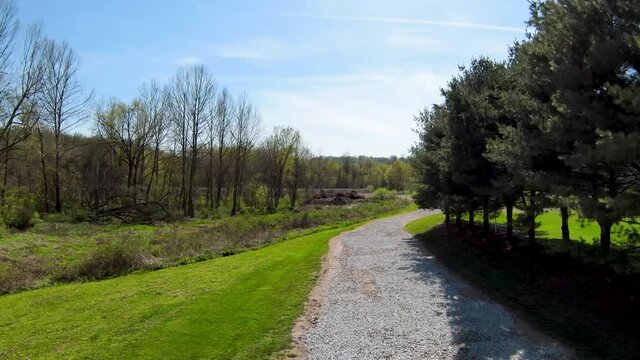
180, 141, 187, 214
506, 202, 513, 239
38, 129, 49, 213
455, 213, 462, 226
124, 156, 131, 188
444, 208, 450, 224
186, 148, 197, 218
215, 174, 224, 209
54, 139, 62, 213
598, 219, 612, 255
145, 144, 159, 201
468, 209, 475, 227
560, 206, 570, 241
215, 145, 225, 209
1, 147, 8, 205
482, 200, 490, 234
230, 154, 241, 216
527, 211, 536, 244
231, 186, 238, 216
208, 147, 214, 209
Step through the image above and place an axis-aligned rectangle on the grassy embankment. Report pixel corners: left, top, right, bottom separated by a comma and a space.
405, 211, 640, 360
0, 202, 415, 359
0, 199, 414, 294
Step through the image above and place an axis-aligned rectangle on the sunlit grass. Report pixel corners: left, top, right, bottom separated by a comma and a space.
0, 224, 358, 359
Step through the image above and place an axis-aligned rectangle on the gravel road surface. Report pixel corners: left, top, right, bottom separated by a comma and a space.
301, 210, 568, 360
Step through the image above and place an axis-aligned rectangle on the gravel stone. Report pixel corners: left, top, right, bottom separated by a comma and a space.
303, 210, 567, 360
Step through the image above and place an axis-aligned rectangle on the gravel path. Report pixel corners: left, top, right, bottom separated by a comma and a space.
301, 210, 568, 360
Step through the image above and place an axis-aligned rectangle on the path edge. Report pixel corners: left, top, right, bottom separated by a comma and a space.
281, 210, 424, 359
286, 229, 347, 359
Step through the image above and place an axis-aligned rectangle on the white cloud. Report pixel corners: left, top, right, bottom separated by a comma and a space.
288, 14, 526, 33
215, 37, 293, 60
175, 56, 202, 66
252, 69, 448, 157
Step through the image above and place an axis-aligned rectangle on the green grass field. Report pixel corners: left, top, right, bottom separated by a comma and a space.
0, 204, 416, 359
0, 225, 349, 359
473, 209, 639, 248
404, 213, 445, 235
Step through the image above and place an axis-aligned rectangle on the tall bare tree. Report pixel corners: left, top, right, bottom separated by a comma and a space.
230, 93, 260, 216
263, 126, 301, 211
213, 87, 233, 209
168, 64, 216, 217
138, 80, 169, 201
168, 69, 189, 213
0, 2, 46, 202
38, 39, 90, 212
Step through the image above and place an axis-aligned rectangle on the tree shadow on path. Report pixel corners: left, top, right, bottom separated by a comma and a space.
397, 234, 567, 360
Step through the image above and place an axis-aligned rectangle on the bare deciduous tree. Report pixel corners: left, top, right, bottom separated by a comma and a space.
0, 2, 46, 203
213, 87, 233, 209
230, 93, 260, 216
168, 64, 216, 217
138, 81, 169, 201
263, 126, 301, 211
39, 39, 91, 212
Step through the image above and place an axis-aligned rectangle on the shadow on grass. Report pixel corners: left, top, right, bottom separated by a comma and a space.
408, 224, 640, 360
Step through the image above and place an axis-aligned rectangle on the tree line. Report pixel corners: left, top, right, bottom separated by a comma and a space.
411, 0, 640, 255
0, 0, 414, 226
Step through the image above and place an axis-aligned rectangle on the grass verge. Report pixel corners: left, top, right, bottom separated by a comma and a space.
406, 214, 640, 360
0, 205, 415, 359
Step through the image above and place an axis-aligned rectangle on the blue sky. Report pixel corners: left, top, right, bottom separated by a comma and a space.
19, 0, 530, 156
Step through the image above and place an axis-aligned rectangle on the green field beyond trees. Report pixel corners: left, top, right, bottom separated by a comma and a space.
491, 210, 639, 248
411, 209, 640, 249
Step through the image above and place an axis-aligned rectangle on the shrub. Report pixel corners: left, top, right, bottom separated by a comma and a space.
370, 187, 397, 201
73, 237, 152, 280
1, 189, 39, 230
66, 207, 91, 223
0, 258, 52, 294
3, 197, 412, 293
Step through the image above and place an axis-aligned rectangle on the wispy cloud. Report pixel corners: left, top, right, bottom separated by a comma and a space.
215, 37, 293, 60
288, 13, 526, 33
175, 56, 202, 65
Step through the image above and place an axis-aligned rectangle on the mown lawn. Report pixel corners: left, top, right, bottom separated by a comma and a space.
0, 225, 351, 359
404, 213, 445, 235
485, 209, 638, 247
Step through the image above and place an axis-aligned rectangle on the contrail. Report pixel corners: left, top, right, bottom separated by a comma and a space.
288, 13, 526, 33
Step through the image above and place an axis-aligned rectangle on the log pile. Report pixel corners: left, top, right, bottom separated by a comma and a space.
305, 190, 365, 205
